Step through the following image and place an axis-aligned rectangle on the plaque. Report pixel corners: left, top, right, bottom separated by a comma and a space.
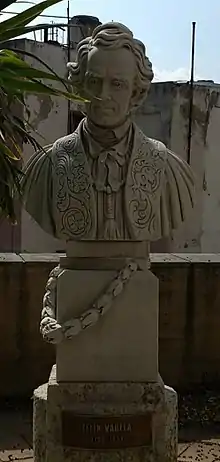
62, 412, 152, 450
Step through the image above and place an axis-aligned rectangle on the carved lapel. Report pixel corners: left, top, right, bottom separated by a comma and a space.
53, 122, 97, 240
125, 125, 167, 241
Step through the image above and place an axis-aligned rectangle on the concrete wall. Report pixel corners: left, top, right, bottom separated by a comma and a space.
135, 82, 176, 147
1, 253, 220, 397
138, 82, 220, 254
170, 84, 220, 253
20, 40, 78, 253
202, 101, 220, 251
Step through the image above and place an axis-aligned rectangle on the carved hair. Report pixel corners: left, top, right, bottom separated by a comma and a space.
67, 22, 154, 108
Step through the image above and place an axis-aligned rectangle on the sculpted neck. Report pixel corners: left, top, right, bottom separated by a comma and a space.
84, 116, 132, 148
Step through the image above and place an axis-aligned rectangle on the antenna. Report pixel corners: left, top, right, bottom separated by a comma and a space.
187, 21, 196, 165
67, 0, 71, 135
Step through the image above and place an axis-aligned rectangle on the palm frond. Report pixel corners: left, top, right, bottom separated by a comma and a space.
0, 0, 87, 221
1, 1, 17, 11
0, 0, 63, 37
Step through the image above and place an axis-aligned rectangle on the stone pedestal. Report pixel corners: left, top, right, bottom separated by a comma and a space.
34, 245, 178, 462
56, 262, 158, 382
33, 366, 177, 462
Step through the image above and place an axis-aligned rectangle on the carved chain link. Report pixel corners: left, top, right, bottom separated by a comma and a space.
40, 259, 138, 344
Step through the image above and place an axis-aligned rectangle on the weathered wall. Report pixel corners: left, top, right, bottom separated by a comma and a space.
169, 84, 220, 253
1, 253, 220, 397
135, 81, 176, 147
202, 100, 220, 251
20, 40, 78, 253
138, 82, 220, 254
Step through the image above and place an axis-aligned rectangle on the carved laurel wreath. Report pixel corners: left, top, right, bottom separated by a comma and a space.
40, 259, 138, 344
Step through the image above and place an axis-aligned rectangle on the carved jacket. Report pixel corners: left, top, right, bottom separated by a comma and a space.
22, 119, 195, 242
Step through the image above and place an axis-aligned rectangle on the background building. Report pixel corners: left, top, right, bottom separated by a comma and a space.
136, 80, 220, 253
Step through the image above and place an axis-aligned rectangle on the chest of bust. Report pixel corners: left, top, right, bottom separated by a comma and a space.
51, 126, 166, 241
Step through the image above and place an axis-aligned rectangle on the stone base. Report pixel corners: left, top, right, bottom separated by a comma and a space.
56, 265, 159, 383
33, 367, 177, 462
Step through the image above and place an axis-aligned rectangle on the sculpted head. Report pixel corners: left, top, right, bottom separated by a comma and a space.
67, 22, 154, 128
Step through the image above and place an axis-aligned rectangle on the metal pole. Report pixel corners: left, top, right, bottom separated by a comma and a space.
67, 0, 71, 62
187, 21, 196, 165
51, 21, 54, 41
43, 27, 48, 42
67, 0, 71, 135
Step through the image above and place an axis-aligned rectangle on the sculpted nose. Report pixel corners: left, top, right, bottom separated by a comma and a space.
99, 81, 111, 100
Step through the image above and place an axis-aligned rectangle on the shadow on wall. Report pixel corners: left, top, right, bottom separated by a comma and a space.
1, 253, 220, 397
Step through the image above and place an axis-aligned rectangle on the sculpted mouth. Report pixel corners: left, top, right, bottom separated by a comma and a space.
94, 103, 115, 111
98, 107, 115, 113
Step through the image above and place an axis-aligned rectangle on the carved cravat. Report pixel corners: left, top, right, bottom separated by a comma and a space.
91, 149, 125, 238
93, 148, 125, 192
82, 119, 133, 239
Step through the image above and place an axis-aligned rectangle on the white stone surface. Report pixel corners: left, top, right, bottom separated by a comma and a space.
56, 267, 158, 382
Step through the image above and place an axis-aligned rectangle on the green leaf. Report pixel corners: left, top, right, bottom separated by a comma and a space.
5, 112, 45, 151
1, 74, 87, 101
0, 0, 63, 34
0, 149, 22, 222
0, 0, 79, 222
7, 136, 22, 158
0, 22, 72, 43
1, 0, 17, 11
0, 51, 68, 84
0, 129, 5, 141
8, 47, 70, 90
0, 63, 64, 83
0, 23, 48, 42
0, 140, 19, 160
1, 74, 53, 93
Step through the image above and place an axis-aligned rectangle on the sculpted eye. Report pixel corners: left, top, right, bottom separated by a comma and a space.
111, 79, 123, 89
89, 77, 99, 86
85, 75, 102, 96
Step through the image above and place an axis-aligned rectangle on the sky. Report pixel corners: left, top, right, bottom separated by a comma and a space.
1, 0, 220, 83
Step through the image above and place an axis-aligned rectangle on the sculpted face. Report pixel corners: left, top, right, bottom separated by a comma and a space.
84, 47, 136, 128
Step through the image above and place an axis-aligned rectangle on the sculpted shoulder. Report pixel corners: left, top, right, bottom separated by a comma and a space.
147, 136, 167, 153
142, 133, 167, 156
51, 131, 79, 157
133, 125, 168, 161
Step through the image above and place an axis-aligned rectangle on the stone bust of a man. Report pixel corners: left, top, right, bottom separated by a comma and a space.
22, 22, 195, 242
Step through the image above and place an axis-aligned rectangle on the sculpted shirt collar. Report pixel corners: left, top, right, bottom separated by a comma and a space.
81, 117, 133, 194
82, 117, 133, 152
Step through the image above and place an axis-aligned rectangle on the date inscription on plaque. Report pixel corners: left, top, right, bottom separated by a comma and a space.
62, 412, 152, 450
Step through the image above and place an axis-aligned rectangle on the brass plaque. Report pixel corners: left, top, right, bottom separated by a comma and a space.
62, 412, 152, 450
